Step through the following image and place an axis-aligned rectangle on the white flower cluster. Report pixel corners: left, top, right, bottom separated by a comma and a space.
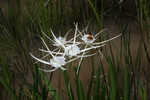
30, 23, 121, 72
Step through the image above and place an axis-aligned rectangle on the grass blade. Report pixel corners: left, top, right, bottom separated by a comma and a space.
124, 66, 130, 100
63, 71, 75, 100
93, 66, 101, 100
106, 56, 117, 100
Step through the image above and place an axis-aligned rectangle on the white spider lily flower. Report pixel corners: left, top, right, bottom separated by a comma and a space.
79, 28, 121, 46
50, 29, 66, 49
64, 44, 80, 57
42, 29, 70, 48
30, 53, 67, 72
53, 36, 67, 47
81, 34, 96, 44
30, 37, 67, 72
51, 27, 80, 47
52, 29, 74, 47
79, 29, 107, 45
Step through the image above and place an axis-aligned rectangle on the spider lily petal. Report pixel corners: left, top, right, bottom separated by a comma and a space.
41, 37, 55, 58
39, 67, 59, 73
30, 53, 51, 65
39, 66, 67, 73
34, 48, 59, 64
60, 67, 67, 71
73, 23, 78, 44
80, 44, 106, 53
94, 28, 108, 38
42, 31, 55, 43
65, 53, 96, 64
77, 53, 96, 58
39, 49, 64, 55
93, 34, 122, 45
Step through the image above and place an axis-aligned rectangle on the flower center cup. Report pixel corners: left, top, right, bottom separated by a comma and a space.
50, 56, 66, 68
65, 45, 81, 57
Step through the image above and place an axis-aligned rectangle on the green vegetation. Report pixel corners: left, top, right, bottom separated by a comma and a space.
0, 0, 149, 100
